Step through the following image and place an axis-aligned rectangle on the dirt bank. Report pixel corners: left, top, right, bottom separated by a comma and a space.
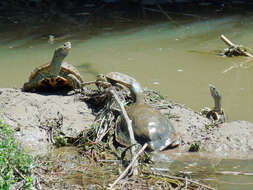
162, 105, 253, 159
0, 88, 95, 155
0, 88, 253, 159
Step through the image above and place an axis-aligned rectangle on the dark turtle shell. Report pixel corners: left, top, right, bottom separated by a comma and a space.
105, 72, 137, 88
115, 103, 180, 151
96, 72, 137, 90
201, 107, 225, 123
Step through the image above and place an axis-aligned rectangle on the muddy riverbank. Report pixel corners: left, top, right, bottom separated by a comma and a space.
0, 88, 95, 155
1, 87, 253, 189
1, 87, 253, 159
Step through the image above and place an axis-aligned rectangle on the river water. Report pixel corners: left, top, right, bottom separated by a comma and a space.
1, 15, 253, 122
1, 13, 253, 189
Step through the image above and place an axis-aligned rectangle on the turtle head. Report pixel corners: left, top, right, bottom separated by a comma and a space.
209, 84, 222, 112
50, 42, 71, 75
54, 41, 71, 59
96, 74, 107, 82
209, 84, 221, 100
130, 81, 144, 104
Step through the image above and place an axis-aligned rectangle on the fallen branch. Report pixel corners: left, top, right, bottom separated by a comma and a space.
220, 34, 235, 47
110, 90, 135, 144
109, 143, 148, 190
109, 89, 138, 175
220, 34, 253, 57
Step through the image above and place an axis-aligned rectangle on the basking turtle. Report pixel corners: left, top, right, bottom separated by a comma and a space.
115, 81, 180, 151
201, 84, 225, 123
23, 42, 83, 92
83, 72, 137, 91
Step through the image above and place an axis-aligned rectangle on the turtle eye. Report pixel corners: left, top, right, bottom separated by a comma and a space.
63, 42, 71, 50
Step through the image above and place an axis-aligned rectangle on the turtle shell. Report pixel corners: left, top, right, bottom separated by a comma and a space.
115, 103, 180, 151
24, 62, 83, 92
105, 72, 137, 88
202, 107, 225, 123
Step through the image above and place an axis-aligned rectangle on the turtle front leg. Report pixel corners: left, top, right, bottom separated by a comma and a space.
22, 75, 44, 92
95, 81, 112, 91
66, 74, 82, 89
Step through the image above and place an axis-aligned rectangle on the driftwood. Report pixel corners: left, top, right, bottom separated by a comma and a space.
220, 34, 253, 57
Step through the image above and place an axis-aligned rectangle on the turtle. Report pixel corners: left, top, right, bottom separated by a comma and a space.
23, 42, 83, 92
115, 81, 180, 151
83, 72, 137, 91
201, 84, 225, 123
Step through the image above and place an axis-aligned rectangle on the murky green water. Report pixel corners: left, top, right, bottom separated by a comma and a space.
1, 15, 253, 122
152, 151, 253, 190
1, 14, 253, 189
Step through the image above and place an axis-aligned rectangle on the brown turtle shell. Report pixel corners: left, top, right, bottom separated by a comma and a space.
24, 62, 83, 91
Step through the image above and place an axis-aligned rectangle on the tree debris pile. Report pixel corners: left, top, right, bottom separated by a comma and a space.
224, 45, 248, 57
220, 34, 253, 57
33, 145, 215, 190
78, 85, 175, 149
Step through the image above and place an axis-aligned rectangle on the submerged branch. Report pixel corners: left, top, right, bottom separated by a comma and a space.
152, 172, 216, 190
216, 171, 253, 176
109, 143, 148, 189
